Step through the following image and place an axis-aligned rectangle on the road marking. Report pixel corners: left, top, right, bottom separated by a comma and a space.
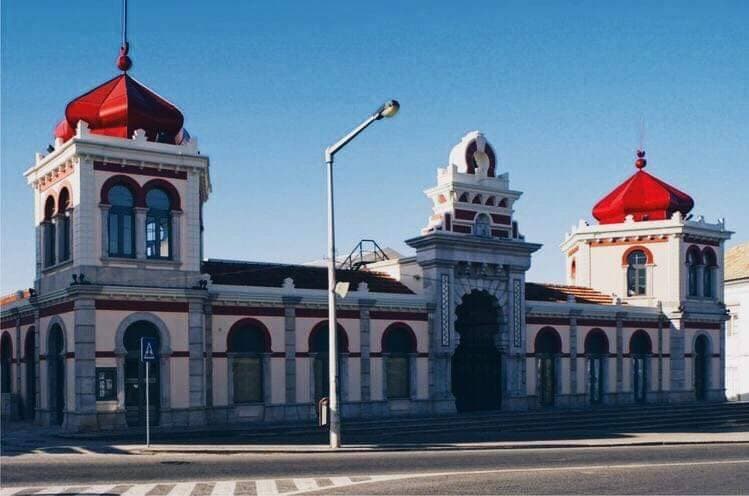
329, 477, 352, 486
121, 483, 156, 495
78, 485, 118, 494
292, 479, 318, 491
168, 482, 196, 496
255, 479, 278, 495
211, 481, 236, 495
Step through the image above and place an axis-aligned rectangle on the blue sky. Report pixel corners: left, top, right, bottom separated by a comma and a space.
2, 1, 747, 293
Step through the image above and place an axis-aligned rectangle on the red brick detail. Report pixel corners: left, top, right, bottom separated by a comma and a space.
95, 351, 117, 358
94, 161, 188, 180
683, 235, 721, 247
526, 316, 570, 326
454, 209, 477, 221
370, 311, 429, 322
39, 164, 76, 192
212, 306, 285, 317
589, 237, 668, 248
567, 246, 580, 257
171, 351, 190, 357
623, 321, 661, 329
296, 308, 360, 319
577, 319, 617, 327
452, 224, 471, 234
683, 321, 722, 330
621, 245, 655, 266
39, 301, 75, 317
271, 352, 285, 358
491, 229, 509, 238
490, 214, 511, 225
95, 300, 189, 312
444, 213, 452, 231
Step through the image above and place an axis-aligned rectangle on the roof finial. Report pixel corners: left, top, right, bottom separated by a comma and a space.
635, 149, 647, 169
116, 0, 132, 72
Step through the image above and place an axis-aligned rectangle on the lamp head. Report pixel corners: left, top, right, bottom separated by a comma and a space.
376, 99, 400, 119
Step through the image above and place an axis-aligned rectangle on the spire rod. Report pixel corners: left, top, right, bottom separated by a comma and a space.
117, 0, 132, 71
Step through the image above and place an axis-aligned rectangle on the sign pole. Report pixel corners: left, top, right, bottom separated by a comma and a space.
145, 360, 150, 447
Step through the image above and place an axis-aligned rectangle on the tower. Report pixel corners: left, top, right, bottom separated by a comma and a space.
407, 131, 541, 413
25, 44, 210, 295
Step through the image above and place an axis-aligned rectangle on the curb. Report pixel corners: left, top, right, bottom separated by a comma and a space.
131, 439, 749, 455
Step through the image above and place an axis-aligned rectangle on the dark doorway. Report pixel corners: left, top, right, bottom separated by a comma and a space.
535, 327, 561, 407
47, 325, 65, 426
694, 335, 709, 401
25, 329, 36, 420
630, 330, 652, 404
1, 332, 12, 394
123, 322, 161, 427
585, 329, 609, 405
309, 322, 348, 406
451, 290, 502, 412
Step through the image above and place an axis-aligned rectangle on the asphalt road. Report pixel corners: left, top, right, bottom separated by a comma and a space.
2, 443, 749, 494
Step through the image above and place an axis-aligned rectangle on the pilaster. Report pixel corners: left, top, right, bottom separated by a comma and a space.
188, 300, 206, 420
73, 298, 96, 430
358, 298, 376, 402
282, 296, 301, 404
134, 207, 147, 260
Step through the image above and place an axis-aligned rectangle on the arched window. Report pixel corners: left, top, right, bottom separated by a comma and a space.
535, 327, 562, 406
471, 194, 482, 204
570, 259, 577, 285
228, 320, 269, 404
382, 324, 416, 399
703, 248, 717, 298
498, 198, 508, 208
458, 192, 469, 202
108, 185, 135, 257
474, 213, 491, 238
626, 250, 648, 296
43, 196, 56, 267
630, 330, 652, 403
584, 329, 609, 404
485, 196, 495, 206
686, 246, 702, 297
145, 188, 172, 259
57, 188, 71, 262
1, 332, 12, 394
309, 322, 348, 404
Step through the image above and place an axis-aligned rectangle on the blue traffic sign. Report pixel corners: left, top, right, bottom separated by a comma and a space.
140, 337, 158, 362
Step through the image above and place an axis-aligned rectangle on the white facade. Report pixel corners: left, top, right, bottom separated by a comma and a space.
725, 243, 749, 400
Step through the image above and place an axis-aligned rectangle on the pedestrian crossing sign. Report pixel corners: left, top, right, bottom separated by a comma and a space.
141, 337, 158, 362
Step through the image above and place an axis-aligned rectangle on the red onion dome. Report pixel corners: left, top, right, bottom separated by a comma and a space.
53, 74, 184, 144
592, 150, 694, 224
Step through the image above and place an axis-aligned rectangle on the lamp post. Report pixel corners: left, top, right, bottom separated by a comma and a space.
323, 100, 400, 449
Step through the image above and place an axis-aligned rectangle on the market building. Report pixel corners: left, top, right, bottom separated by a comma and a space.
0, 47, 733, 432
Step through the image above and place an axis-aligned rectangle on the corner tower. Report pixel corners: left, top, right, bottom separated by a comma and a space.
24, 47, 211, 295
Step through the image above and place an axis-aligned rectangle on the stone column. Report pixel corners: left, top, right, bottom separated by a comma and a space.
99, 205, 110, 258
669, 319, 685, 394
171, 210, 182, 262
616, 313, 624, 398
134, 207, 148, 259
73, 298, 97, 431
359, 299, 376, 402
55, 215, 66, 263
187, 300, 206, 425
657, 319, 664, 393
569, 311, 579, 399
281, 296, 301, 405
33, 310, 41, 425
422, 262, 456, 414
204, 303, 213, 409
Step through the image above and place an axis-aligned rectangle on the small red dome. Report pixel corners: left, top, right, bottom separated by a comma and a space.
592, 151, 694, 224
54, 74, 184, 143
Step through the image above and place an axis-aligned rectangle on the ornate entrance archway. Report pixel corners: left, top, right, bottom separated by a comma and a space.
451, 290, 502, 412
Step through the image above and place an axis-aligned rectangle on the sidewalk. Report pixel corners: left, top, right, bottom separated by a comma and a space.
131, 430, 749, 455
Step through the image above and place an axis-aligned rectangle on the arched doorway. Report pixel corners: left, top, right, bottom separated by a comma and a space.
47, 325, 65, 426
694, 335, 710, 401
584, 329, 609, 405
123, 321, 161, 427
24, 329, 36, 420
535, 327, 561, 407
1, 332, 12, 394
309, 322, 348, 406
630, 330, 652, 403
451, 290, 502, 412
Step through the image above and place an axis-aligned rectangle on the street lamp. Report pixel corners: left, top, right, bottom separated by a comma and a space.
323, 99, 400, 449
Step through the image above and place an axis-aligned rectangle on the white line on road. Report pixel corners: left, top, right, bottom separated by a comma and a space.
292, 478, 319, 491
255, 479, 279, 495
330, 477, 353, 486
79, 485, 118, 494
121, 483, 157, 495
211, 481, 236, 495
168, 482, 197, 496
